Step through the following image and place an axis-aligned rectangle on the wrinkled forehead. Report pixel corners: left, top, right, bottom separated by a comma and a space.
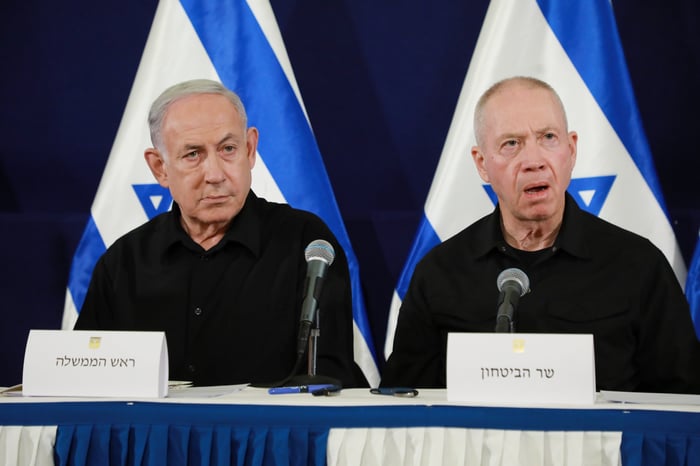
483, 84, 568, 133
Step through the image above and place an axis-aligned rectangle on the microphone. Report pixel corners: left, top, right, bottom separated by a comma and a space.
494, 268, 530, 333
296, 239, 335, 355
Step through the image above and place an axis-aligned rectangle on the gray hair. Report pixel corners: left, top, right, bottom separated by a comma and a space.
473, 76, 568, 146
148, 79, 248, 151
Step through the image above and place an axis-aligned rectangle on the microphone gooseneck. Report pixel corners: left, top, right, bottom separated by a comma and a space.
494, 267, 530, 333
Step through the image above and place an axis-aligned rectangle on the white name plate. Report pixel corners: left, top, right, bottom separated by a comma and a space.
447, 333, 595, 405
23, 330, 168, 398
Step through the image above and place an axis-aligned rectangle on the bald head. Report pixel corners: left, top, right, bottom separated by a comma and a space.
473, 76, 568, 146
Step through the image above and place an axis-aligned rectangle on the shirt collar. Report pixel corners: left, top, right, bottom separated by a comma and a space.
554, 192, 590, 259
164, 190, 262, 257
474, 192, 590, 259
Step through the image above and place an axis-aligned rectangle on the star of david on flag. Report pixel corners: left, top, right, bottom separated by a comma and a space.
482, 176, 616, 217
384, 0, 687, 359
132, 184, 172, 219
62, 0, 380, 387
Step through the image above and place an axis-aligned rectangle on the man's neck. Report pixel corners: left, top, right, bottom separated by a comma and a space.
501, 214, 562, 252
180, 217, 230, 251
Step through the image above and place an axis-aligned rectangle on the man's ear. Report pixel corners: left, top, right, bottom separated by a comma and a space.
144, 148, 169, 188
471, 146, 490, 183
246, 126, 259, 169
568, 131, 578, 170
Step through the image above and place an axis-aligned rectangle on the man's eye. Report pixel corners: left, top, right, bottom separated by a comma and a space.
502, 139, 519, 150
184, 151, 199, 159
542, 133, 559, 145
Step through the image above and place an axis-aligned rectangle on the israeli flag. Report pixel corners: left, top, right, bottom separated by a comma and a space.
61, 0, 380, 387
687, 234, 700, 338
385, 0, 687, 358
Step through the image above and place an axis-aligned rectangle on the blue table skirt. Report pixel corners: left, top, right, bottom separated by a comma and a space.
3, 402, 700, 465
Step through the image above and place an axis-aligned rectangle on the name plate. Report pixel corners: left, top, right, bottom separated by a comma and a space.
447, 333, 595, 405
23, 330, 168, 398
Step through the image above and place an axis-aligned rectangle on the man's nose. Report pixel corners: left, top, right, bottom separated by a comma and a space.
203, 153, 226, 182
520, 141, 545, 170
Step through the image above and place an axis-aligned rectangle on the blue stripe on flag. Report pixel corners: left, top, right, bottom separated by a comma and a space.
395, 215, 441, 300
179, 0, 377, 362
180, 0, 336, 219
536, 0, 667, 214
67, 216, 106, 312
686, 236, 700, 339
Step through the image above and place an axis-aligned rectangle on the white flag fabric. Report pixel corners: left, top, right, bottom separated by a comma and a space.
62, 0, 380, 387
385, 0, 687, 358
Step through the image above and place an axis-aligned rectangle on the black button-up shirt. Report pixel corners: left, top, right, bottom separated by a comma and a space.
383, 194, 700, 393
75, 191, 358, 387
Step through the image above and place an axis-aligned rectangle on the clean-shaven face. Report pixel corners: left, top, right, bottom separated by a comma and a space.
472, 82, 577, 224
153, 93, 258, 232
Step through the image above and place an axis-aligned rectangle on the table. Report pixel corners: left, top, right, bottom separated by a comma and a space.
2, 388, 700, 465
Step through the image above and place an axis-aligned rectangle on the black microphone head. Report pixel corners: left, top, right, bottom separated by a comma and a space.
305, 239, 335, 266
496, 267, 530, 297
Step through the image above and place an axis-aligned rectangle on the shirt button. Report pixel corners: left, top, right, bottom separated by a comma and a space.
194, 307, 203, 316
187, 364, 196, 373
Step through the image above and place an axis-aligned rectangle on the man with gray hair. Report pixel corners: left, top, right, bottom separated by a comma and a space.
75, 79, 361, 388
382, 76, 700, 393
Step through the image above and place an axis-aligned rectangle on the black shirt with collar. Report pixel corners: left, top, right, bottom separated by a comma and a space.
75, 191, 359, 387
382, 193, 700, 393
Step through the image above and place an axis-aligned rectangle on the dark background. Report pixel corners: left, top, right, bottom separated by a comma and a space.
1, 0, 699, 386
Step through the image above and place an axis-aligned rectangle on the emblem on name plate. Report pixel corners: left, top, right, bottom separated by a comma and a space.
512, 338, 525, 353
88, 336, 102, 349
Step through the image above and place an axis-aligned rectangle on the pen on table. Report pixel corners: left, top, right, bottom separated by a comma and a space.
369, 387, 419, 397
268, 384, 338, 395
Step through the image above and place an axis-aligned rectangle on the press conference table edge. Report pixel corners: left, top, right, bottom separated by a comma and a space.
2, 388, 700, 434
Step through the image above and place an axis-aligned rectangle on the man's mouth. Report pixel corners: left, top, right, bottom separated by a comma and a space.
202, 195, 230, 202
524, 185, 548, 194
